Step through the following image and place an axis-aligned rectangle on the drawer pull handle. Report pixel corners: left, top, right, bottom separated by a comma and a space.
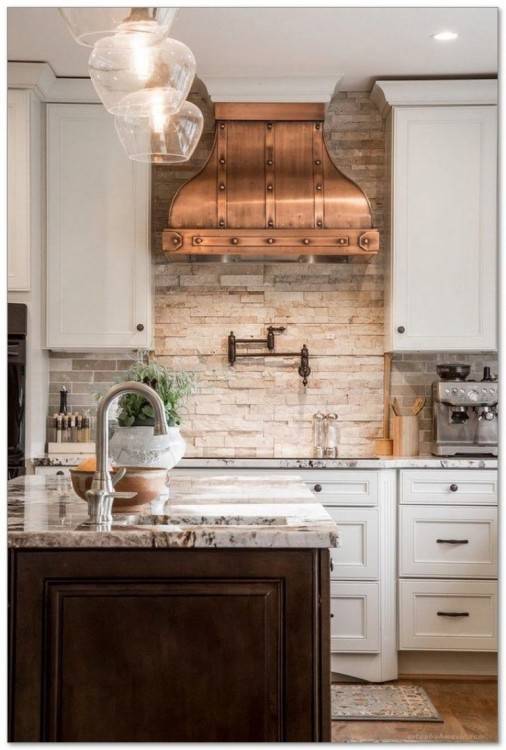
330, 559, 334, 572
436, 539, 469, 544
449, 483, 459, 492
314, 483, 322, 493
437, 611, 470, 617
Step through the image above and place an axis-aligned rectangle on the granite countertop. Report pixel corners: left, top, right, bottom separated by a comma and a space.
32, 454, 498, 469
8, 474, 339, 550
175, 456, 498, 469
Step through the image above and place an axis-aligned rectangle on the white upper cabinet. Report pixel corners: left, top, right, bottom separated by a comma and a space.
8, 89, 31, 291
385, 105, 497, 351
46, 104, 151, 350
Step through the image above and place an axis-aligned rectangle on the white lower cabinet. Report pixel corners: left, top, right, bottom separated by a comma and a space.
399, 505, 497, 579
399, 579, 497, 652
331, 582, 380, 652
326, 507, 379, 579
398, 468, 497, 659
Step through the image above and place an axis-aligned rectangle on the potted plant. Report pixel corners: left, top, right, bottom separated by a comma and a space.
109, 361, 196, 469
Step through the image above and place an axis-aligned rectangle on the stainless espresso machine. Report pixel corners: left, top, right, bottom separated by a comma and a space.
432, 365, 498, 456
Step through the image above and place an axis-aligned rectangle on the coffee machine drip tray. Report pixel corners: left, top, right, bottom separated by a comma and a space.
431, 445, 498, 457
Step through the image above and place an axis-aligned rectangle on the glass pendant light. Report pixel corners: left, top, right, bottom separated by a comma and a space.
59, 7, 178, 47
89, 33, 196, 116
114, 99, 204, 163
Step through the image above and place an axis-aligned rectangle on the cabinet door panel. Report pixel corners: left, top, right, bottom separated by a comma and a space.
330, 581, 380, 653
326, 507, 379, 579
47, 104, 150, 349
390, 106, 496, 351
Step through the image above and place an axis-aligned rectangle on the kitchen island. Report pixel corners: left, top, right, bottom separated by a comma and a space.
8, 473, 338, 742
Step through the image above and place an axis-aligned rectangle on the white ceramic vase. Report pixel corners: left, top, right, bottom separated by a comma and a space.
109, 425, 186, 469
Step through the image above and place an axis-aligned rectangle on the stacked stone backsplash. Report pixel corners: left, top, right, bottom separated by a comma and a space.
47, 84, 497, 458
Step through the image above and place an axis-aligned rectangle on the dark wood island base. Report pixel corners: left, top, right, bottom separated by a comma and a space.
9, 547, 331, 742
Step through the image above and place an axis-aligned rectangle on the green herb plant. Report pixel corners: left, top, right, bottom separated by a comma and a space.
116, 361, 196, 427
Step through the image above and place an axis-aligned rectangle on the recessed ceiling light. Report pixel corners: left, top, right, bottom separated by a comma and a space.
432, 31, 459, 41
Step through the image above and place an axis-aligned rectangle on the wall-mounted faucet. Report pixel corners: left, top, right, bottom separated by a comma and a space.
228, 326, 311, 386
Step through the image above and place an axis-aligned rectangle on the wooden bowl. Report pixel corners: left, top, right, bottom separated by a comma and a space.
70, 466, 169, 512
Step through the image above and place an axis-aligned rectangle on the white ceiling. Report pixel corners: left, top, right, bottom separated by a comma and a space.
7, 6, 497, 92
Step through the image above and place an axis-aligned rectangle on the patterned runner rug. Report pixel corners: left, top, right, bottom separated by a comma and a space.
331, 684, 442, 722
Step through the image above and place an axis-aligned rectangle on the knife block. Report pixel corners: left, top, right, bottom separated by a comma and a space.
392, 415, 419, 457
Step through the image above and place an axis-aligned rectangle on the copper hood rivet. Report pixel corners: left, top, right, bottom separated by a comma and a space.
219, 158, 225, 165
316, 185, 322, 191
219, 220, 225, 228
267, 184, 273, 191
267, 238, 274, 244
194, 237, 203, 244
219, 123, 225, 130
314, 159, 321, 166
315, 123, 321, 130
362, 238, 369, 244
267, 122, 273, 129
268, 220, 274, 228
219, 183, 226, 191
303, 238, 310, 245
172, 237, 179, 246
317, 221, 323, 228
266, 159, 273, 166
231, 237, 239, 245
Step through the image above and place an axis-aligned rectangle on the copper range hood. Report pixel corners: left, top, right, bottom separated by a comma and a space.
162, 103, 379, 263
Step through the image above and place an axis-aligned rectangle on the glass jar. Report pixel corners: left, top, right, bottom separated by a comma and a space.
313, 412, 325, 458
324, 413, 339, 458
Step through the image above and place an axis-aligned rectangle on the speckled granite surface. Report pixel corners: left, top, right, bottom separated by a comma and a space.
175, 457, 497, 470
8, 474, 339, 550
32, 455, 497, 470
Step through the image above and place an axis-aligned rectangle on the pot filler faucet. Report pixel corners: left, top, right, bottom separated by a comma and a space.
85, 381, 169, 526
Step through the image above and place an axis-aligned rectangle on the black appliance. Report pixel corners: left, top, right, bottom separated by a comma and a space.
8, 304, 27, 479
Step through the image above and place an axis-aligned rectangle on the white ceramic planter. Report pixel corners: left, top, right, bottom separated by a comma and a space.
109, 425, 186, 469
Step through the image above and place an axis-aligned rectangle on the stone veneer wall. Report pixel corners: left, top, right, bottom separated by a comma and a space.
47, 83, 497, 457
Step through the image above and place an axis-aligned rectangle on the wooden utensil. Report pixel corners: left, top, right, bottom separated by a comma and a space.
412, 397, 426, 416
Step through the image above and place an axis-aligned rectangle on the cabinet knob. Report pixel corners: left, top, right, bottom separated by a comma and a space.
397, 325, 405, 334
314, 483, 322, 493
136, 323, 144, 332
330, 559, 334, 572
449, 483, 459, 492
330, 613, 334, 618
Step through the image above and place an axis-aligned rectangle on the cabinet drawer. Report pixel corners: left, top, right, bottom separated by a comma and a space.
400, 470, 497, 505
399, 505, 497, 578
399, 579, 497, 652
326, 507, 379, 580
330, 582, 380, 653
304, 471, 378, 506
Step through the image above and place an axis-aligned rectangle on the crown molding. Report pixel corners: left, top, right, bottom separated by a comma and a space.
371, 79, 498, 117
204, 76, 342, 103
8, 61, 99, 103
